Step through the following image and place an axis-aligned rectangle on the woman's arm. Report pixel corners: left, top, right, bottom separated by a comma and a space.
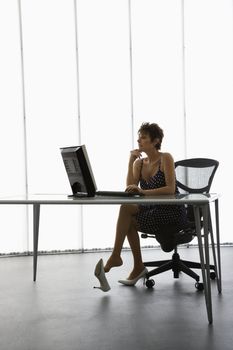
126, 150, 142, 186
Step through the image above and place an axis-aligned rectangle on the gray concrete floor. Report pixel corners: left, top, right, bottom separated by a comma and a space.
0, 246, 233, 350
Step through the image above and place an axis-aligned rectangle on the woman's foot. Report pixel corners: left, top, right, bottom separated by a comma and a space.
127, 265, 146, 280
118, 266, 148, 286
104, 255, 123, 272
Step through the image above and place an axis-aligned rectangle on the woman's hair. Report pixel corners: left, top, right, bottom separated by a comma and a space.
138, 122, 164, 150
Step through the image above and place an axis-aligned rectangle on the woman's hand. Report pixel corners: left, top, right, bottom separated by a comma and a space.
125, 184, 144, 194
130, 149, 142, 161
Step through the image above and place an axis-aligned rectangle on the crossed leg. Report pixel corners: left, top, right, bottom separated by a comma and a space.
104, 204, 145, 279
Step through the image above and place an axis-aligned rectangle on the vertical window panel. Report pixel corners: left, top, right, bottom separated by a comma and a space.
184, 0, 233, 243
21, 0, 82, 251
131, 0, 185, 161
76, 0, 132, 249
0, 0, 27, 253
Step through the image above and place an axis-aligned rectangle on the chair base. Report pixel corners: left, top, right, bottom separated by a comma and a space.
144, 250, 216, 282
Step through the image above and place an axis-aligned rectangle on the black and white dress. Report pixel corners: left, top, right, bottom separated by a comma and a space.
136, 161, 187, 234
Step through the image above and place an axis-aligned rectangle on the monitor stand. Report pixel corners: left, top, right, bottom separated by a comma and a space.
68, 192, 89, 198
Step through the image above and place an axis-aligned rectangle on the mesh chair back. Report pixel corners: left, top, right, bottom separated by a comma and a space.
175, 158, 219, 194
175, 158, 219, 222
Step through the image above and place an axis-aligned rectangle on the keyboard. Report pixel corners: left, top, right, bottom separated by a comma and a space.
95, 190, 144, 198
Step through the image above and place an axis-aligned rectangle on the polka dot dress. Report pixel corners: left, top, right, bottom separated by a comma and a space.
136, 165, 187, 235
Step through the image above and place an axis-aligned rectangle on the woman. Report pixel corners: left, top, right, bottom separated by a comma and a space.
94, 122, 187, 290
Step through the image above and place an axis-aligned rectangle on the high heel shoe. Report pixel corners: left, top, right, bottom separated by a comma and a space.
118, 267, 148, 286
94, 258, 111, 292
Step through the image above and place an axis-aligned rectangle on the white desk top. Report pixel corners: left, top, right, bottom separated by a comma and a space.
0, 193, 219, 205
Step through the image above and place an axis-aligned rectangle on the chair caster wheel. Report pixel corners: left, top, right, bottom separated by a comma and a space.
210, 272, 216, 280
145, 279, 155, 289
195, 282, 204, 291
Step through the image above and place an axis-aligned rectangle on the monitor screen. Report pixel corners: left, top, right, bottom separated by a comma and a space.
60, 145, 97, 197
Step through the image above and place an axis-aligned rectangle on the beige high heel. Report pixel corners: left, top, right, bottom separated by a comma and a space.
118, 267, 148, 286
94, 258, 111, 292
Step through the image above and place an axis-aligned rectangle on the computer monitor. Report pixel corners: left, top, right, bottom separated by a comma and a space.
60, 145, 97, 197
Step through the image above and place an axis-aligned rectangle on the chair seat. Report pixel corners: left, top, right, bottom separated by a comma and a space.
143, 223, 195, 252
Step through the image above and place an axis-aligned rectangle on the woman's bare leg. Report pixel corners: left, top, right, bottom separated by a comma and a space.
104, 204, 139, 272
126, 222, 145, 279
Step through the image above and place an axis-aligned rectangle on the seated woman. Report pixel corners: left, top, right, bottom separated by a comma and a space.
95, 122, 187, 289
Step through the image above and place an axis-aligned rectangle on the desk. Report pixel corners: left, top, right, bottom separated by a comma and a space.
0, 193, 221, 324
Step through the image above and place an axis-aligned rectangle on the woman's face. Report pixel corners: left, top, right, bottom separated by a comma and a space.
137, 132, 157, 151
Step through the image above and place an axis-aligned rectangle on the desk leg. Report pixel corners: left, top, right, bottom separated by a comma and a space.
33, 204, 40, 282
215, 199, 222, 293
194, 205, 213, 324
208, 205, 221, 294
202, 204, 213, 323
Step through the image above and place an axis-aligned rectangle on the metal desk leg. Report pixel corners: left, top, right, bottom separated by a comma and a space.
33, 204, 40, 282
208, 206, 221, 293
202, 204, 213, 323
194, 205, 213, 324
215, 199, 222, 293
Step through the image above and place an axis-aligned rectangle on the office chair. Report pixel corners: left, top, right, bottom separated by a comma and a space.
142, 158, 219, 290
